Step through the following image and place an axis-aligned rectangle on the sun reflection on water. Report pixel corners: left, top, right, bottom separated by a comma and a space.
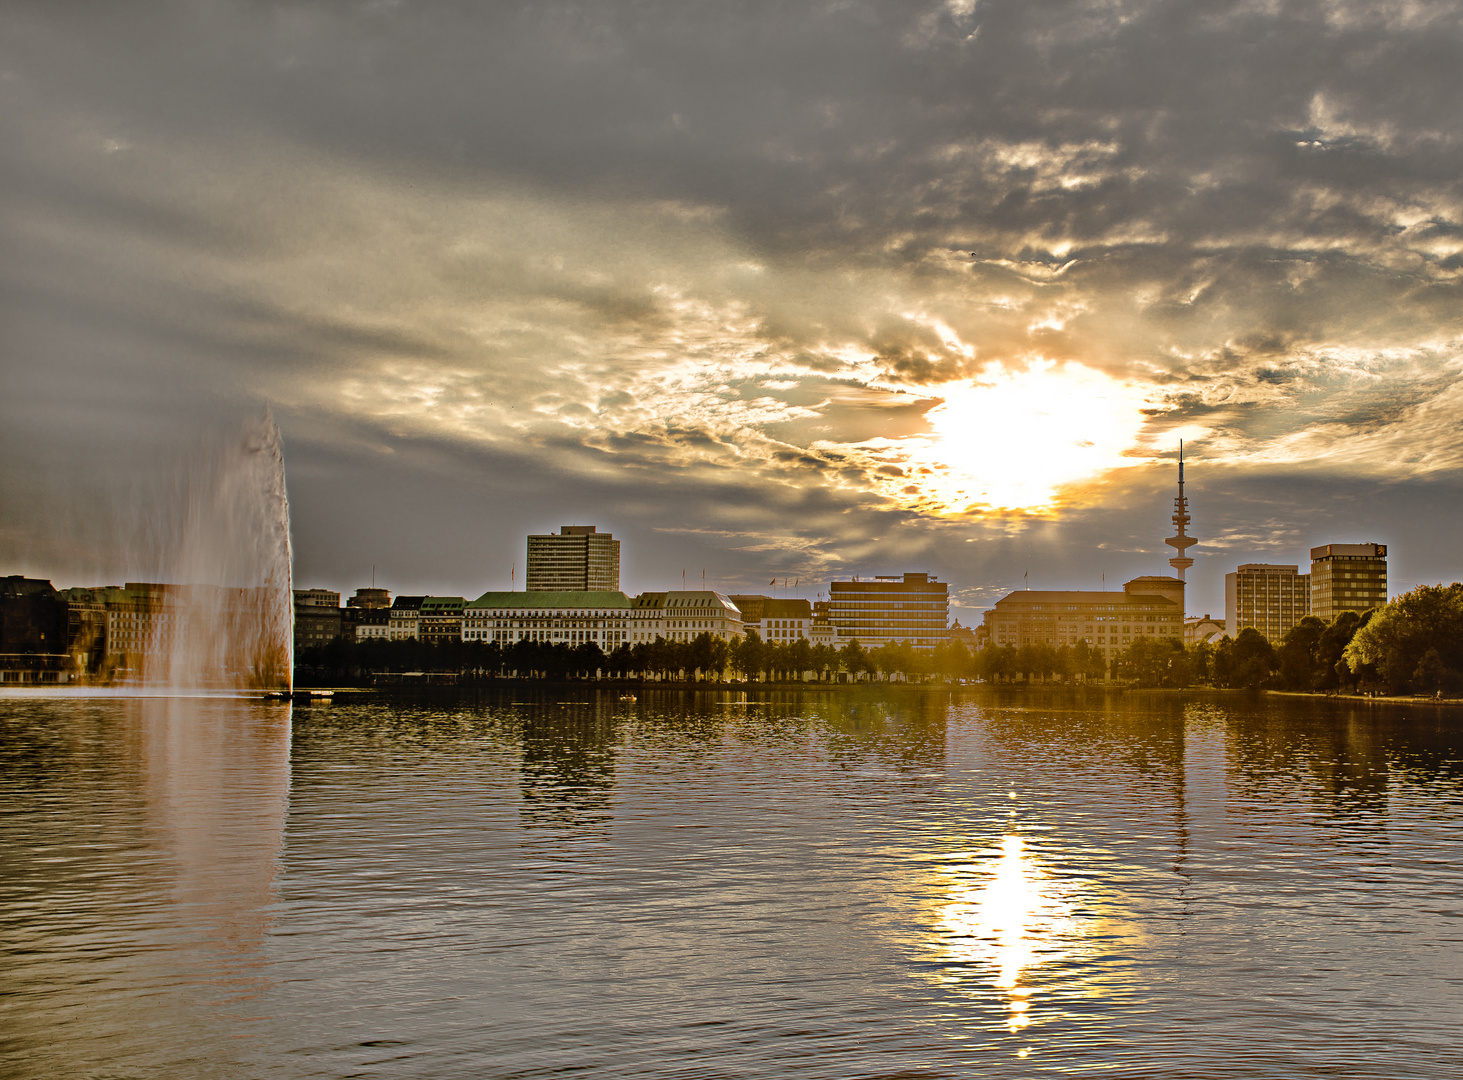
932, 835, 1075, 1032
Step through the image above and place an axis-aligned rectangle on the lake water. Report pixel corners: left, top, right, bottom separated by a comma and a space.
2, 688, 1461, 1078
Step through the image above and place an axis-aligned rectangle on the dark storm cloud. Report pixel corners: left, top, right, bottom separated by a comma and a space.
4, 0, 1463, 620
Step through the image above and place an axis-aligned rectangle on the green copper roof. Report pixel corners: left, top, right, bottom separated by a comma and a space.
467, 590, 631, 609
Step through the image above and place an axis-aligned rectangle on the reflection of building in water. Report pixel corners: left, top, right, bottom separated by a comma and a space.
517, 702, 618, 834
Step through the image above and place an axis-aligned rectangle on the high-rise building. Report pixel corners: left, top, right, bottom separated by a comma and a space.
1310, 543, 1388, 622
826, 572, 949, 649
1224, 564, 1311, 642
526, 526, 620, 592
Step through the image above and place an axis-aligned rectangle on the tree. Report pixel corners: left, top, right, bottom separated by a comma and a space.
841, 638, 872, 680
1277, 616, 1327, 690
1212, 628, 1278, 689
1345, 584, 1463, 694
1112, 636, 1191, 687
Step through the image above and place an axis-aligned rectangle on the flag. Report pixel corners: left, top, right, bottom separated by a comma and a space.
794, 578, 799, 587
770, 579, 776, 586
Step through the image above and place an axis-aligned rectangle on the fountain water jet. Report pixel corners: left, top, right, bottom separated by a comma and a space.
141, 410, 293, 692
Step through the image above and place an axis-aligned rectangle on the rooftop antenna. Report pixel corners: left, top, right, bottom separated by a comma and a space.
1166, 440, 1197, 580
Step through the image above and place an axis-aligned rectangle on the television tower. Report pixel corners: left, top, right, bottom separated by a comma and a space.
1166, 441, 1197, 579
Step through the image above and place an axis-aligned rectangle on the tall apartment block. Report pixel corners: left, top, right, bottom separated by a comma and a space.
1224, 564, 1311, 642
1310, 543, 1388, 622
526, 526, 620, 592
826, 572, 949, 649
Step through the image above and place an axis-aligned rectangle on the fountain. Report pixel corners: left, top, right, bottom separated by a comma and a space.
136, 409, 294, 692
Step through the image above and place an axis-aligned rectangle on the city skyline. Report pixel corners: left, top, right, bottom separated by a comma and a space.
4, 2, 1463, 628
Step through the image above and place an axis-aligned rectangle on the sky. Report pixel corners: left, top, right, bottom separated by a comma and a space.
4, 0, 1463, 625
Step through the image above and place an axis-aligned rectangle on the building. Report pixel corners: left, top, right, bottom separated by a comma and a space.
1, 576, 72, 684
629, 591, 744, 643
728, 596, 814, 643
980, 456, 1193, 667
350, 606, 391, 641
825, 572, 949, 649
526, 526, 620, 592
294, 588, 340, 609
982, 576, 1185, 664
294, 588, 342, 653
1184, 614, 1227, 647
463, 591, 633, 648
950, 621, 979, 649
419, 596, 465, 644
389, 596, 425, 640
1224, 564, 1311, 642
1310, 543, 1388, 622
348, 588, 392, 609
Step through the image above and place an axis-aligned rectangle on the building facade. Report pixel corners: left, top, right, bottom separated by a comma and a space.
463, 591, 633, 648
526, 526, 621, 592
419, 596, 465, 644
294, 588, 342, 652
628, 591, 744, 643
1310, 543, 1388, 622
981, 576, 1185, 665
388, 595, 425, 641
825, 572, 949, 649
728, 596, 814, 643
1184, 614, 1227, 647
348, 588, 392, 609
1224, 564, 1311, 642
350, 606, 391, 641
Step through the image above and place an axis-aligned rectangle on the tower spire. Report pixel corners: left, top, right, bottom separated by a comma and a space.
1166, 440, 1197, 579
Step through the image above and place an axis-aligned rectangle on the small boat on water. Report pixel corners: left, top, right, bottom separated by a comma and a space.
262, 689, 335, 701
618, 694, 637, 703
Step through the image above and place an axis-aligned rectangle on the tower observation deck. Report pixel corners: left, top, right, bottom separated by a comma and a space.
1165, 442, 1197, 580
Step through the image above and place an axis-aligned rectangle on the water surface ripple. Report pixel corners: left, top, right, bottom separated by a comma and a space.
2, 689, 1460, 1077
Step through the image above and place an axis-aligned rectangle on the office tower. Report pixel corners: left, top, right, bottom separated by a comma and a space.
826, 572, 949, 649
1224, 564, 1311, 642
1310, 543, 1388, 622
526, 526, 620, 592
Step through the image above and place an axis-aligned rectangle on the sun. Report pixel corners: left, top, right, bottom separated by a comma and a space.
888, 361, 1148, 515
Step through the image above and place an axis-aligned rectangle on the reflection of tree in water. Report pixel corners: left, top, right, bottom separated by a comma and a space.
1226, 697, 1463, 823
517, 698, 618, 835
818, 690, 950, 772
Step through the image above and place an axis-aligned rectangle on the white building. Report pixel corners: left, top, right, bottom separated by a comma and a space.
462, 589, 744, 648
388, 596, 424, 641
464, 590, 633, 648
